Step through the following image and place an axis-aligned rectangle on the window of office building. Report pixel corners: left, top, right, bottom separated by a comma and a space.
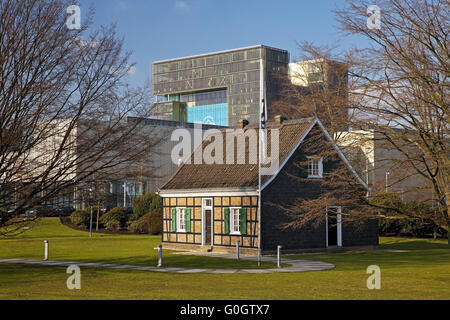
187, 103, 228, 126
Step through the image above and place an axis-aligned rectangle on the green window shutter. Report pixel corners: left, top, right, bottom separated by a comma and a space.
224, 208, 230, 235
185, 208, 191, 233
240, 208, 247, 235
172, 208, 177, 232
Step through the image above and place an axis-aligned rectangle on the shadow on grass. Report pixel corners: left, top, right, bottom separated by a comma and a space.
379, 237, 449, 250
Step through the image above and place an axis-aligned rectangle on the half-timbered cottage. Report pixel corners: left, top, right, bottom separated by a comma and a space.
158, 117, 378, 254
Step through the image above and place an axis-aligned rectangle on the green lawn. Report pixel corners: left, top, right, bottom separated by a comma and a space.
0, 218, 277, 269
0, 218, 449, 300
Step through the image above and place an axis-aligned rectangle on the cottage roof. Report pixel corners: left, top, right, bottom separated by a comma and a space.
159, 117, 368, 194
160, 117, 322, 190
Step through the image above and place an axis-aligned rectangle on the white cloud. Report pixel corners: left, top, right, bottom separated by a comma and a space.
174, 1, 189, 11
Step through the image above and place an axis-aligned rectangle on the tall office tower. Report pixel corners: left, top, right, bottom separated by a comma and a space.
151, 45, 289, 127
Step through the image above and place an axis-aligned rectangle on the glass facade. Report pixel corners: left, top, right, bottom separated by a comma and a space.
152, 45, 289, 127
181, 89, 226, 106
107, 181, 146, 208
188, 103, 228, 126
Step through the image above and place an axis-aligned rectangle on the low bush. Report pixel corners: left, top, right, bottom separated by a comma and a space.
131, 193, 162, 221
147, 209, 162, 235
128, 209, 162, 235
128, 217, 148, 234
70, 210, 91, 228
105, 220, 120, 232
100, 207, 128, 229
371, 193, 445, 237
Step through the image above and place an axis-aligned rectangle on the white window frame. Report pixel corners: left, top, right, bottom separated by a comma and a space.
307, 156, 323, 178
230, 207, 241, 235
177, 207, 186, 233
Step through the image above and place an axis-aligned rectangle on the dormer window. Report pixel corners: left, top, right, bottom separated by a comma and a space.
308, 157, 323, 178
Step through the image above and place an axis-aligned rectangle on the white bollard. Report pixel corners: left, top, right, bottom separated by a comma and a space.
44, 240, 49, 261
154, 245, 163, 267
277, 245, 282, 268
236, 240, 240, 260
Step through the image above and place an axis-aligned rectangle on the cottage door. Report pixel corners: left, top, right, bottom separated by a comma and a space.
326, 207, 342, 247
202, 198, 213, 246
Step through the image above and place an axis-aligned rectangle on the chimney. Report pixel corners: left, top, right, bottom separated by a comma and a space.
274, 115, 286, 125
238, 119, 249, 129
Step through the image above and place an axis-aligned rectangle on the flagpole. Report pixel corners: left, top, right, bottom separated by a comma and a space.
257, 58, 263, 267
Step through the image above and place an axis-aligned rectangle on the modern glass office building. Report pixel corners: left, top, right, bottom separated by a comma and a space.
151, 45, 289, 127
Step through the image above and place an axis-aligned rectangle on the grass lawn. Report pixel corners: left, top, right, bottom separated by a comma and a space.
0, 218, 278, 269
0, 218, 449, 300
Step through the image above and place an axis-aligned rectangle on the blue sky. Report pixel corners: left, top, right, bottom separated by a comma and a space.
78, 0, 358, 87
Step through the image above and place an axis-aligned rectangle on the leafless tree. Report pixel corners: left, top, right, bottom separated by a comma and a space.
271, 42, 352, 138
336, 0, 449, 243
274, 0, 449, 243
0, 0, 160, 235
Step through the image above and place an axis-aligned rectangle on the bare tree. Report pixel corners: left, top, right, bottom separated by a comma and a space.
336, 0, 449, 243
270, 44, 376, 233
0, 0, 159, 235
273, 0, 449, 244
271, 42, 352, 138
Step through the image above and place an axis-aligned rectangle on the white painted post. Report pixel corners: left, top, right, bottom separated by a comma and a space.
154, 245, 162, 267
277, 245, 282, 268
44, 240, 49, 261
385, 172, 388, 192
236, 240, 240, 260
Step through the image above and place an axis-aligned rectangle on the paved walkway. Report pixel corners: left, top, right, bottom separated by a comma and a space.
0, 254, 334, 274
